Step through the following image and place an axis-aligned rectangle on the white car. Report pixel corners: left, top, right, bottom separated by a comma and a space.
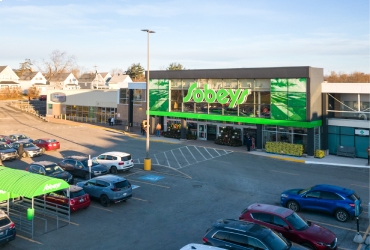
180, 244, 225, 250
94, 151, 134, 174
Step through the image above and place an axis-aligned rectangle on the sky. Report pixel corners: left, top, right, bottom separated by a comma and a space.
0, 0, 369, 75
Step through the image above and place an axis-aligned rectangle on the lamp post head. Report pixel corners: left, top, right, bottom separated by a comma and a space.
141, 29, 155, 33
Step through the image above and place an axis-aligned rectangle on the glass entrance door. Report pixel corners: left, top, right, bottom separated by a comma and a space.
198, 124, 207, 140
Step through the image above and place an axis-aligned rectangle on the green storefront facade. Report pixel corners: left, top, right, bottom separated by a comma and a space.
148, 67, 323, 156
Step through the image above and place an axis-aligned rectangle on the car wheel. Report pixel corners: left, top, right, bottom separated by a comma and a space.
301, 243, 314, 249
287, 201, 300, 212
84, 173, 90, 180
110, 166, 118, 174
100, 195, 110, 207
335, 209, 349, 222
22, 152, 28, 158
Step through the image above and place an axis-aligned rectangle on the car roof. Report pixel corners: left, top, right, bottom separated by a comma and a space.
65, 155, 88, 160
312, 184, 354, 195
99, 151, 131, 156
94, 174, 126, 182
9, 134, 26, 136
36, 138, 53, 141
247, 203, 293, 217
211, 219, 270, 239
31, 161, 58, 167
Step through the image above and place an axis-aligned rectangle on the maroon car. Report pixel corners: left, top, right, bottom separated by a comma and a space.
0, 135, 12, 144
33, 138, 60, 152
239, 203, 337, 250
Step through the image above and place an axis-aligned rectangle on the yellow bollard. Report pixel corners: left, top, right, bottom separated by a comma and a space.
144, 158, 151, 171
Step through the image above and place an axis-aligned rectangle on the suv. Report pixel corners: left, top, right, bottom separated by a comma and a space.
94, 152, 134, 174
239, 203, 337, 250
281, 184, 362, 222
8, 134, 33, 143
58, 156, 109, 180
76, 175, 132, 207
27, 161, 73, 184
0, 142, 17, 161
0, 210, 16, 245
203, 219, 307, 250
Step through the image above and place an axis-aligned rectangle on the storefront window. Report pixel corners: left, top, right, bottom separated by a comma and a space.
209, 103, 223, 115
255, 79, 270, 90
239, 79, 253, 88
133, 89, 143, 105
208, 79, 223, 90
184, 102, 194, 113
195, 102, 208, 114
170, 79, 182, 89
119, 88, 129, 104
183, 79, 195, 89
223, 79, 238, 89
171, 90, 182, 111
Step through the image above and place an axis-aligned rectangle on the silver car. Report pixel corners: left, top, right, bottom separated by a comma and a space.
76, 175, 132, 207
8, 134, 33, 143
0, 142, 17, 161
12, 142, 43, 158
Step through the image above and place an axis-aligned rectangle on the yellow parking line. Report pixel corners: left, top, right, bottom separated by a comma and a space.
357, 224, 370, 250
90, 205, 113, 212
128, 179, 170, 189
17, 234, 43, 245
310, 220, 365, 234
132, 197, 147, 202
270, 170, 299, 176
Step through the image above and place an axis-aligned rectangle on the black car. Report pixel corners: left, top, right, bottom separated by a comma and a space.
0, 142, 17, 161
27, 161, 73, 184
203, 219, 308, 250
58, 156, 109, 180
0, 210, 16, 245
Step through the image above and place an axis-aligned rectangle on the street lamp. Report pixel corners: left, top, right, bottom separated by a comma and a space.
141, 29, 155, 171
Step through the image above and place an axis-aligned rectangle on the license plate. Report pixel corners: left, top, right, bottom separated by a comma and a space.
123, 193, 127, 196
80, 199, 84, 202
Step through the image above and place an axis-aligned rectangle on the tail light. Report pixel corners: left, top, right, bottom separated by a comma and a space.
70, 199, 75, 205
48, 144, 52, 147
349, 204, 355, 207
9, 222, 15, 229
118, 162, 124, 165
202, 237, 209, 244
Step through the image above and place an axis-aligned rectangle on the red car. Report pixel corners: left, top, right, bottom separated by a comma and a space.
0, 135, 12, 144
33, 138, 60, 152
239, 203, 337, 250
41, 185, 90, 212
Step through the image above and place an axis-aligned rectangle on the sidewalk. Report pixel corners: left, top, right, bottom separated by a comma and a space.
47, 117, 370, 169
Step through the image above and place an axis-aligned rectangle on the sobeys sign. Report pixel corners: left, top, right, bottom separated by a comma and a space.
183, 83, 251, 108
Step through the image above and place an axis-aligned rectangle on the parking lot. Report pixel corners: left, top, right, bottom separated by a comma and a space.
1, 102, 369, 250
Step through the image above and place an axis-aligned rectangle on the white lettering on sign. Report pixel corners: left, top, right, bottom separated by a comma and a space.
0, 190, 6, 194
43, 183, 61, 192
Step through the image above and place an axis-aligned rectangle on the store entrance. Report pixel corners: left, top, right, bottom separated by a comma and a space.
198, 124, 207, 140
207, 124, 217, 141
243, 128, 257, 149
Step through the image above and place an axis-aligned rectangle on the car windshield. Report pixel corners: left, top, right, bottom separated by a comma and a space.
263, 231, 290, 250
0, 217, 11, 227
285, 212, 309, 231
81, 159, 100, 167
298, 186, 313, 195
115, 180, 130, 189
18, 135, 28, 139
45, 165, 64, 174
23, 143, 36, 148
0, 144, 11, 150
70, 190, 86, 198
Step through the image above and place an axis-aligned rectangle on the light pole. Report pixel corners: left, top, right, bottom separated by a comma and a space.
141, 29, 155, 171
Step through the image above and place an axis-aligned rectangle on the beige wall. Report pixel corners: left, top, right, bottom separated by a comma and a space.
117, 103, 146, 126
47, 89, 118, 106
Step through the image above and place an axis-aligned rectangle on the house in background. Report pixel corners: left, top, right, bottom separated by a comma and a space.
78, 72, 106, 89
49, 73, 79, 90
0, 66, 20, 89
100, 72, 112, 85
17, 71, 47, 94
108, 74, 132, 89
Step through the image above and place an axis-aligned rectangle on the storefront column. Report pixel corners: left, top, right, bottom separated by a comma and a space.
307, 128, 315, 156
321, 93, 329, 153
256, 124, 263, 150
180, 119, 187, 140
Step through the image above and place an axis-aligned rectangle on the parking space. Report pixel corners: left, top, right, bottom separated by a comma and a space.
1, 104, 369, 249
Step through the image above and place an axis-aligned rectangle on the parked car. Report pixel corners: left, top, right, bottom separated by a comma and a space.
93, 151, 134, 174
0, 142, 17, 161
40, 185, 90, 212
26, 161, 73, 184
0, 210, 16, 245
8, 134, 33, 143
58, 156, 109, 180
76, 175, 132, 207
33, 138, 60, 152
0, 135, 12, 145
12, 142, 42, 158
281, 184, 362, 222
180, 243, 225, 250
239, 203, 337, 250
203, 219, 307, 250
39, 95, 47, 101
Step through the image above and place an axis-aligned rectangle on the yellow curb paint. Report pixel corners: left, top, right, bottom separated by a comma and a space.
17, 234, 43, 245
267, 155, 305, 163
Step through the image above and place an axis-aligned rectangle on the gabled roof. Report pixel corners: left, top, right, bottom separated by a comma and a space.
100, 72, 110, 78
49, 73, 74, 81
18, 72, 39, 80
109, 74, 130, 84
0, 66, 7, 73
79, 72, 98, 82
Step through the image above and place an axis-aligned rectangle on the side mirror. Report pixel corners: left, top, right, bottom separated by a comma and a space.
283, 225, 290, 231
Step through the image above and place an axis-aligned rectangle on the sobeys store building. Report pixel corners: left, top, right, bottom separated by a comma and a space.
148, 66, 323, 156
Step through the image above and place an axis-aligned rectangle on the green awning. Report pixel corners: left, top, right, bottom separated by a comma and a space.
0, 166, 69, 199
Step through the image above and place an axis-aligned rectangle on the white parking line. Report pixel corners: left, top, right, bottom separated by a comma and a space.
194, 146, 207, 160
171, 149, 182, 168
178, 147, 191, 166
132, 197, 147, 202
90, 205, 113, 212
164, 151, 171, 168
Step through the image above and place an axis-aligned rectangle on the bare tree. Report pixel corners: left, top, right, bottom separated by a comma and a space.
40, 50, 77, 80
167, 62, 185, 70
110, 68, 125, 76
27, 86, 40, 99
18, 59, 33, 75
324, 71, 370, 83
71, 65, 88, 78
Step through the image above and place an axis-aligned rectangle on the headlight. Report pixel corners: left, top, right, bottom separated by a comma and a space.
281, 194, 288, 198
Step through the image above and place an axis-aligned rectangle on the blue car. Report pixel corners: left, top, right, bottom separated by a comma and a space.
281, 184, 362, 222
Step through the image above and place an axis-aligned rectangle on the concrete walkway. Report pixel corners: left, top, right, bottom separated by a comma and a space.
47, 117, 370, 169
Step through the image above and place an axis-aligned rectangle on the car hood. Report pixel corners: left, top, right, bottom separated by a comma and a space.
48, 171, 70, 179
24, 146, 40, 151
91, 165, 108, 171
0, 148, 17, 153
303, 222, 336, 243
282, 188, 303, 195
